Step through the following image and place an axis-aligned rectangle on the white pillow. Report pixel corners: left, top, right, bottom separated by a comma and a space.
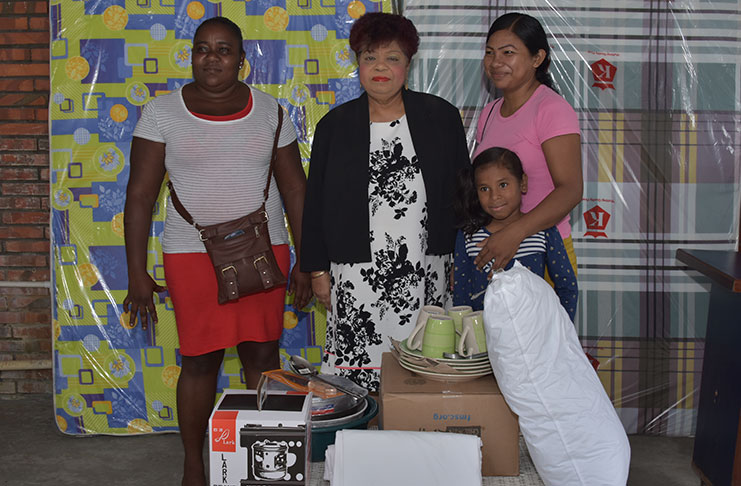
483, 261, 630, 486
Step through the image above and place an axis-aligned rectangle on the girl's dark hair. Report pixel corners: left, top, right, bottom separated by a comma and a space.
487, 13, 554, 91
194, 16, 245, 55
349, 12, 419, 59
455, 147, 524, 235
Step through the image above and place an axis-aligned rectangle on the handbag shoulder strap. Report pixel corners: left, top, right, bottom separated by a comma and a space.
167, 103, 285, 229
263, 103, 284, 201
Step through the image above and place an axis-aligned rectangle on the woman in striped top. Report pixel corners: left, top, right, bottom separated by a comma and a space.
123, 17, 311, 486
453, 147, 577, 319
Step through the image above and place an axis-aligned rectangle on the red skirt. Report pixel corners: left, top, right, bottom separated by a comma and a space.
163, 245, 289, 356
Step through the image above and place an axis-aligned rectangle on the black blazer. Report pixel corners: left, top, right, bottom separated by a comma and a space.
300, 88, 470, 272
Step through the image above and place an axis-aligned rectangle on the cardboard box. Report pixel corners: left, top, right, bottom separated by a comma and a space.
379, 352, 519, 476
209, 389, 312, 485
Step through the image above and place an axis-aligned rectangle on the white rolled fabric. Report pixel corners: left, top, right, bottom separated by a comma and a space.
483, 261, 630, 486
324, 429, 482, 486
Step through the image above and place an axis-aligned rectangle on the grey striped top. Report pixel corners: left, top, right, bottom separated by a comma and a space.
133, 85, 297, 254
464, 228, 548, 273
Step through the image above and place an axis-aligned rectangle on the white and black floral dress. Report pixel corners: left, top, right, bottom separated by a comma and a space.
321, 115, 451, 391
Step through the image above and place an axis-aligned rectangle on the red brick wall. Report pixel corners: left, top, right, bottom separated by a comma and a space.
0, 0, 53, 395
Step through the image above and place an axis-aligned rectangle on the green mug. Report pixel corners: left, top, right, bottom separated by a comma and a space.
407, 305, 446, 351
447, 305, 473, 345
421, 314, 456, 359
458, 311, 487, 357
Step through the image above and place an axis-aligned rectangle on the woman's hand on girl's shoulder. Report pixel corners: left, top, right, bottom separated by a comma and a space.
474, 223, 526, 272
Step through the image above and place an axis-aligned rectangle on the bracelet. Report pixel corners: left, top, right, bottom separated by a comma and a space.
311, 271, 327, 279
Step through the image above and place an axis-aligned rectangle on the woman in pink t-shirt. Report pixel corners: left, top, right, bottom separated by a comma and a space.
474, 13, 582, 275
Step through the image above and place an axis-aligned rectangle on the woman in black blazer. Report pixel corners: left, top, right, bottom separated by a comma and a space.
301, 12, 470, 391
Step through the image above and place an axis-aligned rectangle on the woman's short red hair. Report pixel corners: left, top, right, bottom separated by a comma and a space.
349, 12, 419, 59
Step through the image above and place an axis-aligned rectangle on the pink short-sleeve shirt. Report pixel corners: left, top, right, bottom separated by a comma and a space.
475, 85, 580, 238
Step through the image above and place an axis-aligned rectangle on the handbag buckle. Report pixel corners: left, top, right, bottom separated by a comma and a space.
253, 255, 268, 269
260, 211, 269, 224
199, 229, 207, 242
222, 265, 237, 275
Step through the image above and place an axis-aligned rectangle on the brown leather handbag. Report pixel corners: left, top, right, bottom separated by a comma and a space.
168, 106, 287, 304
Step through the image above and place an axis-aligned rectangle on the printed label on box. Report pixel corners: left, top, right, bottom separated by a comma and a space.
211, 411, 239, 453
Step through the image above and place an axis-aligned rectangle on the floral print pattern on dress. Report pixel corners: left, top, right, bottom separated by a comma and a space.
322, 116, 450, 392
360, 234, 425, 326
368, 137, 420, 220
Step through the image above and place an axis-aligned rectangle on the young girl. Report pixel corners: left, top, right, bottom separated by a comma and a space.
453, 147, 577, 320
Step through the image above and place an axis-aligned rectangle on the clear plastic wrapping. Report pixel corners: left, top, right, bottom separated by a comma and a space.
50, 0, 739, 437
405, 0, 740, 436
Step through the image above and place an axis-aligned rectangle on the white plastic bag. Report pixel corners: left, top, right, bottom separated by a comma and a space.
483, 262, 630, 486
324, 429, 482, 486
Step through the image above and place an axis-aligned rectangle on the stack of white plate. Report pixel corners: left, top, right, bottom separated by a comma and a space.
393, 338, 493, 383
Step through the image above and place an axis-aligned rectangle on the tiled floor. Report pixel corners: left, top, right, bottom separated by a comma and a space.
0, 395, 699, 485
